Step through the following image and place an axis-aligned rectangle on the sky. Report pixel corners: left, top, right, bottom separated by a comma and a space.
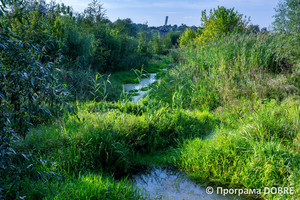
52, 0, 280, 29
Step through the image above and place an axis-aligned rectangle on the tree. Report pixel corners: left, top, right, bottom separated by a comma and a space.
113, 18, 137, 37
273, 0, 300, 63
178, 28, 201, 47
167, 31, 181, 46
197, 6, 249, 45
137, 30, 150, 56
153, 34, 163, 55
273, 0, 300, 34
84, 0, 106, 25
248, 24, 260, 33
1, 1, 68, 198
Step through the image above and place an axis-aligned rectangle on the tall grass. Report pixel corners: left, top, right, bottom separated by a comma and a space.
14, 100, 217, 199
21, 173, 140, 200
151, 32, 298, 109
176, 97, 300, 200
20, 101, 216, 170
10, 32, 299, 199
146, 32, 300, 199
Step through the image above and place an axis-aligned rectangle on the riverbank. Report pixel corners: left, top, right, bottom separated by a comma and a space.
13, 98, 214, 199
13, 94, 299, 199
10, 32, 300, 200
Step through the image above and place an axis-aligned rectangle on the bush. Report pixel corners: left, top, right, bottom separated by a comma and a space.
195, 6, 249, 45
63, 25, 94, 68
0, 1, 68, 199
178, 28, 201, 47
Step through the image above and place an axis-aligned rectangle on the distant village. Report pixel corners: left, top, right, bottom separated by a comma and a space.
136, 19, 199, 36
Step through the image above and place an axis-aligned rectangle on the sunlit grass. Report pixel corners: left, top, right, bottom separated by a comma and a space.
16, 99, 217, 198
151, 33, 298, 110
13, 32, 300, 200
176, 97, 300, 199
21, 173, 139, 200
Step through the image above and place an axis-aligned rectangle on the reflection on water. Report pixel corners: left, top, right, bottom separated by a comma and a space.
125, 70, 250, 200
132, 168, 246, 200
123, 73, 157, 102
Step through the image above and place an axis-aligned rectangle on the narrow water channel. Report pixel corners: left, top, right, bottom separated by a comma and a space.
123, 73, 157, 102
132, 168, 244, 200
124, 72, 248, 200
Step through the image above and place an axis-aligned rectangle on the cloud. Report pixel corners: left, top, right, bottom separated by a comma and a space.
46, 0, 278, 28
46, 0, 89, 12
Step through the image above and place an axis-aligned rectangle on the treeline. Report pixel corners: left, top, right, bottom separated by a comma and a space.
0, 0, 181, 134
3, 0, 183, 98
178, 6, 266, 47
6, 0, 157, 71
2, 0, 186, 80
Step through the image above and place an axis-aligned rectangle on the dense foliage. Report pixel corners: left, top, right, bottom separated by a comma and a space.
273, 0, 300, 64
0, 0, 69, 198
0, 0, 183, 199
179, 6, 250, 46
150, 2, 299, 199
1, 0, 299, 199
154, 32, 298, 110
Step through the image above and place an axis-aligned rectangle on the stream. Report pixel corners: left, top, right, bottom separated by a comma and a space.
132, 167, 245, 200
124, 72, 248, 200
123, 73, 157, 102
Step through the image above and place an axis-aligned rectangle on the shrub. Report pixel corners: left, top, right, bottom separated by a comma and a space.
195, 6, 249, 45
0, 1, 68, 199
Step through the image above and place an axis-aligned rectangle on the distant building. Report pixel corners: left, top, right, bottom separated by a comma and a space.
158, 16, 169, 38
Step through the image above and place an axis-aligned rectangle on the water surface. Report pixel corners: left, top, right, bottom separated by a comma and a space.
132, 168, 246, 200
123, 73, 157, 102
125, 71, 248, 200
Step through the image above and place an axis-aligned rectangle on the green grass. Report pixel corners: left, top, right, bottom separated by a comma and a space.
144, 63, 168, 73
146, 32, 299, 199
176, 97, 300, 200
140, 87, 150, 91
133, 148, 178, 168
17, 97, 299, 200
110, 70, 140, 84
127, 89, 139, 97
21, 173, 139, 200
147, 57, 171, 71
14, 100, 217, 199
9, 32, 300, 200
150, 33, 298, 110
110, 57, 170, 84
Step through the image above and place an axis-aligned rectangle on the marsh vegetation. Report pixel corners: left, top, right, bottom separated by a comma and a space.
1, 0, 299, 199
